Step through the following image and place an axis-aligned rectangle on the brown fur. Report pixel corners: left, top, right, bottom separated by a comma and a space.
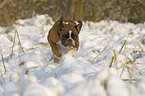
47, 17, 82, 63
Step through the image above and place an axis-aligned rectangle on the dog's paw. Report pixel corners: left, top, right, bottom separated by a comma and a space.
54, 57, 61, 63
66, 48, 77, 56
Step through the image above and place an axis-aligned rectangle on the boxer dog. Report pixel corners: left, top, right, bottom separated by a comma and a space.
47, 17, 82, 63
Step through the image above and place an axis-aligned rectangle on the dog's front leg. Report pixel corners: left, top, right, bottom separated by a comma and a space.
49, 40, 62, 63
49, 40, 62, 58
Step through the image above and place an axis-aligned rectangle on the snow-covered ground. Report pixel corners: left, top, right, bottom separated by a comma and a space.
0, 14, 145, 96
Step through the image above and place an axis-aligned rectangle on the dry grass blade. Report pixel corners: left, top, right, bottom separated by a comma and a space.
113, 55, 118, 69
10, 30, 25, 59
109, 45, 118, 69
0, 70, 5, 83
131, 45, 137, 55
110, 40, 127, 68
10, 30, 17, 59
137, 42, 145, 53
124, 40, 127, 56
127, 66, 133, 96
122, 79, 139, 81
91, 45, 109, 63
17, 69, 21, 95
16, 30, 25, 54
0, 50, 7, 72
27, 44, 47, 51
119, 40, 127, 54
128, 57, 142, 76
109, 57, 114, 68
120, 58, 128, 77
127, 67, 133, 84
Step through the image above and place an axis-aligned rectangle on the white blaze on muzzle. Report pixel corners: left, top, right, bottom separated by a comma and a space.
66, 30, 75, 47
69, 30, 72, 38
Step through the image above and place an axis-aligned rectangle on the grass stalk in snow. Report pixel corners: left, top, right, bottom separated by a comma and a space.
122, 79, 139, 81
113, 55, 118, 69
131, 45, 137, 55
16, 30, 25, 54
0, 70, 5, 83
108, 45, 118, 69
17, 42, 23, 95
124, 40, 127, 56
17, 68, 21, 95
127, 66, 133, 96
91, 45, 109, 63
120, 56, 142, 78
120, 58, 128, 77
0, 49, 6, 72
110, 40, 127, 68
109, 57, 114, 68
27, 44, 48, 51
119, 40, 127, 54
10, 30, 25, 59
91, 45, 118, 69
10, 29, 26, 95
136, 42, 145, 53
10, 30, 17, 59
128, 57, 142, 76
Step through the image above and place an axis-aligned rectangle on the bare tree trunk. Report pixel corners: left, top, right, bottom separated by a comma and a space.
74, 0, 83, 20
50, 0, 56, 20
67, 0, 75, 20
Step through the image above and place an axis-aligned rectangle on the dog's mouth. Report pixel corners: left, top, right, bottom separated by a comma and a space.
63, 42, 76, 48
66, 45, 76, 48
63, 38, 76, 48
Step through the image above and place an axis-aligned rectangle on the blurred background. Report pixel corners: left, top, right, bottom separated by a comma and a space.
0, 0, 145, 27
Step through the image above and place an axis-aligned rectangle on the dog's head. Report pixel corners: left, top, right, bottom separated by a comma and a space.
57, 17, 82, 48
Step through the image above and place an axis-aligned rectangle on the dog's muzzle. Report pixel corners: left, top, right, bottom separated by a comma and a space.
65, 38, 76, 48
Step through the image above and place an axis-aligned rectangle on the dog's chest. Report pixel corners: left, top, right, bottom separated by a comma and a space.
56, 40, 71, 54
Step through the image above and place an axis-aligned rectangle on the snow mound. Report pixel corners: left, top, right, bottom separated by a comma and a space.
0, 14, 145, 96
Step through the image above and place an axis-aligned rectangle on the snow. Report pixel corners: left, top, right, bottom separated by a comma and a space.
0, 14, 145, 96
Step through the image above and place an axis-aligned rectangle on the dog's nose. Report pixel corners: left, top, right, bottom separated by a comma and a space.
67, 39, 72, 44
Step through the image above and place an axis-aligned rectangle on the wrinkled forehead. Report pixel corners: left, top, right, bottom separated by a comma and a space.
61, 25, 78, 33
62, 20, 77, 26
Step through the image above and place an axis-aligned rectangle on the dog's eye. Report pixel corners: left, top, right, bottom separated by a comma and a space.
71, 33, 77, 39
62, 34, 69, 39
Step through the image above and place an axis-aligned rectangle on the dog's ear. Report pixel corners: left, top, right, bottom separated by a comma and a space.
75, 20, 82, 34
57, 17, 64, 33
59, 17, 64, 28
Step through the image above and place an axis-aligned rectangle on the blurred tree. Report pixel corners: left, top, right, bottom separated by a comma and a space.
74, 0, 83, 20
0, 0, 145, 26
